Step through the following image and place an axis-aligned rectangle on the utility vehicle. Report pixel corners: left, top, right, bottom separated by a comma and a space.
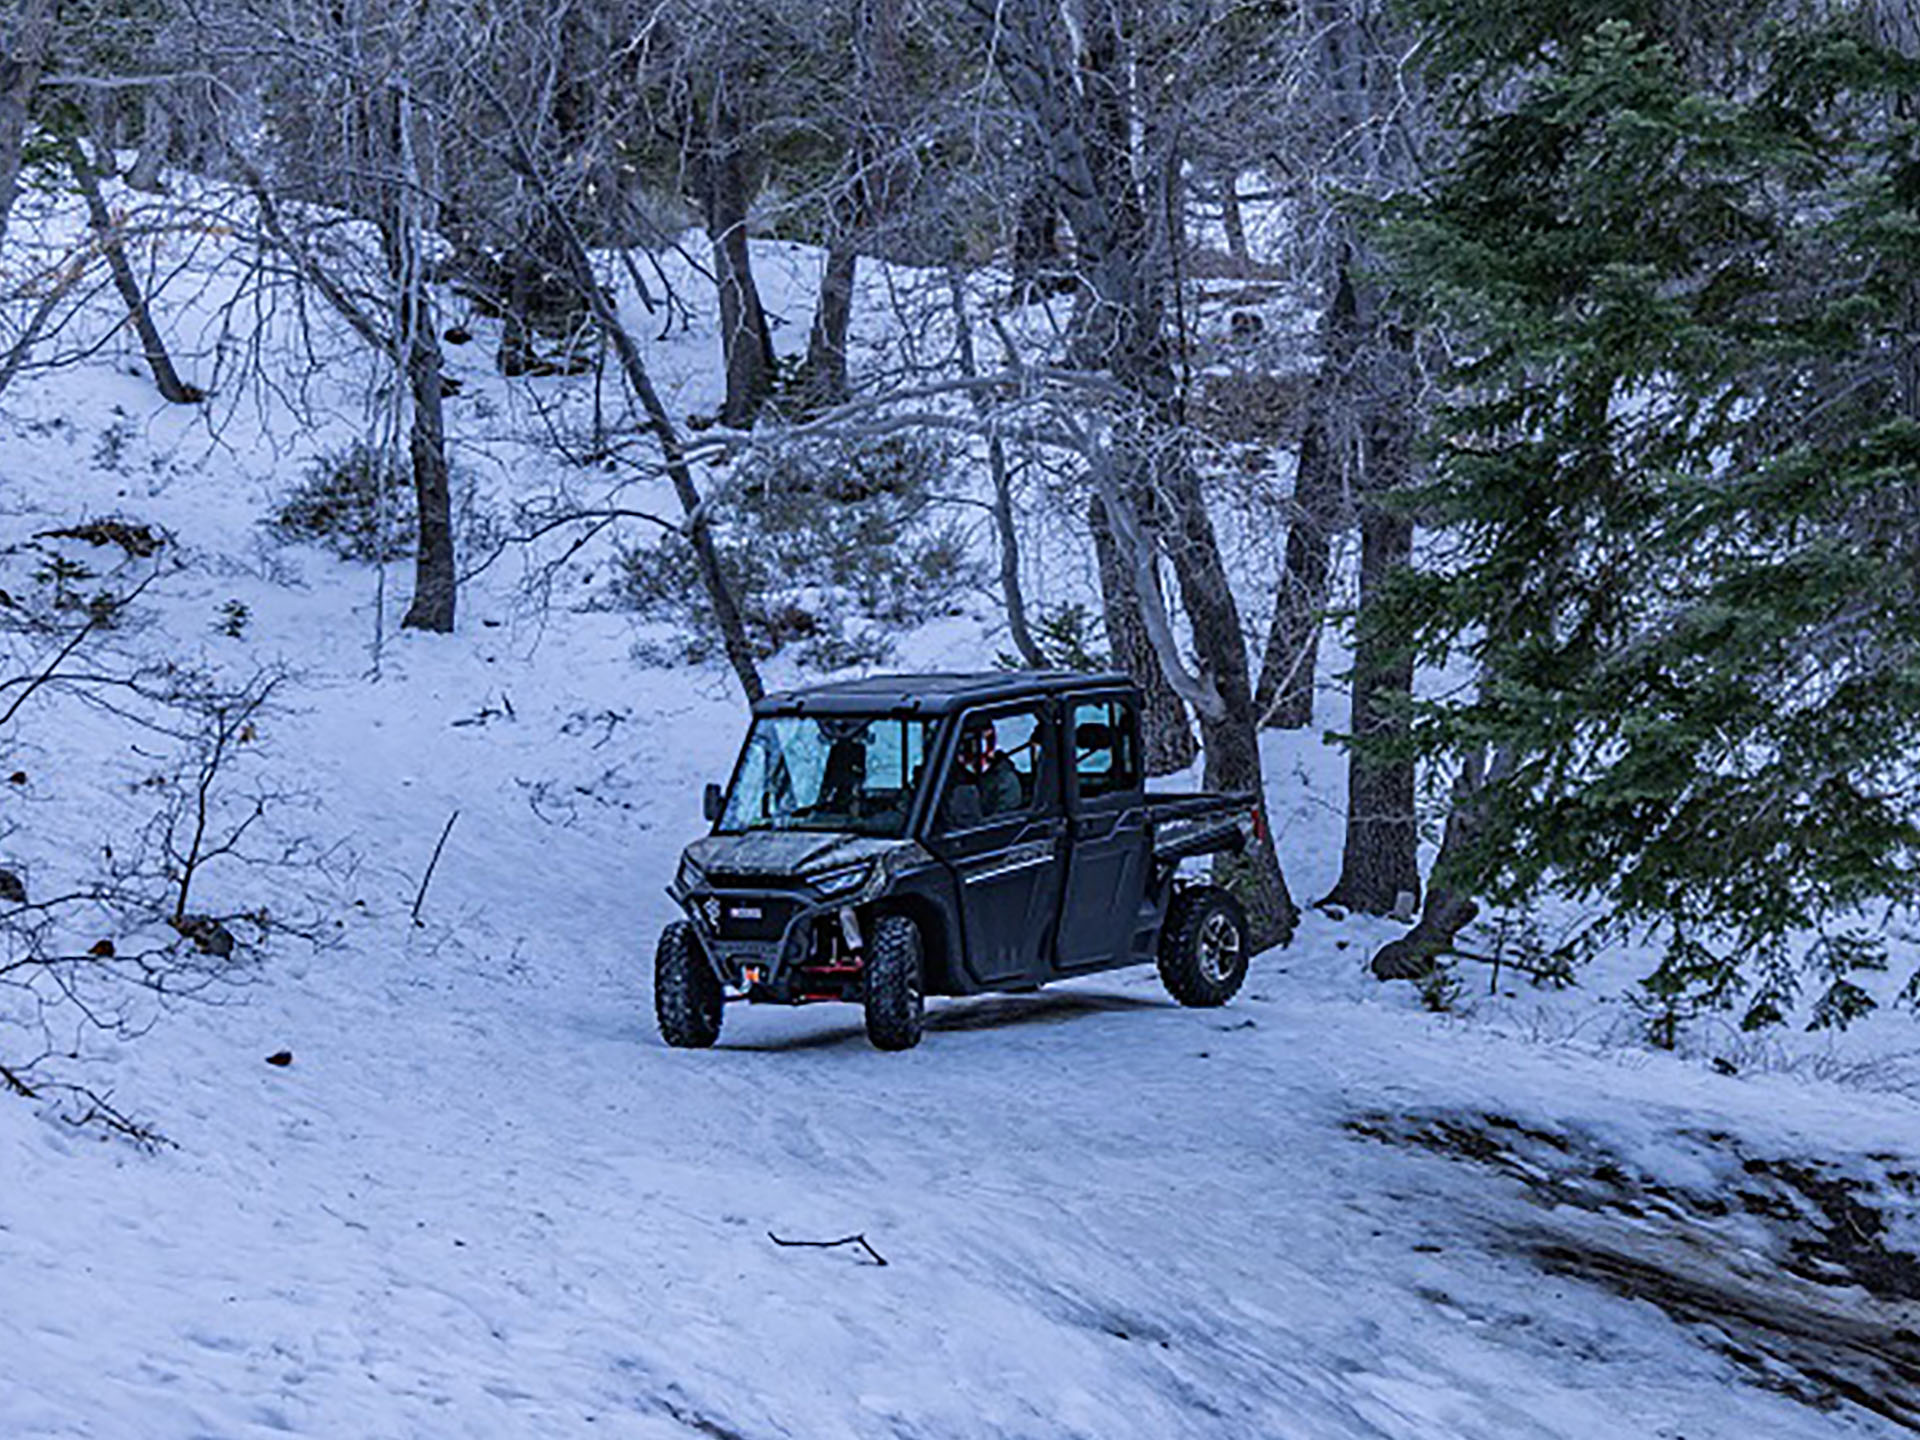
656, 671, 1265, 1050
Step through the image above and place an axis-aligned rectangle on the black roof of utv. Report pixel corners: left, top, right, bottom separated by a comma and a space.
752, 670, 1135, 718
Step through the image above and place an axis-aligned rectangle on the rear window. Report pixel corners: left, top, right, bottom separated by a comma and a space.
1070, 698, 1140, 800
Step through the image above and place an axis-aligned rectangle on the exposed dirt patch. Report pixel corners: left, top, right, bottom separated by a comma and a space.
1349, 1110, 1920, 1428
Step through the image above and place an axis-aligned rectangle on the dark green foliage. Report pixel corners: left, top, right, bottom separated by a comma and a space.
997, 602, 1103, 672
1384, 9, 1920, 1035
270, 444, 416, 562
619, 435, 975, 670
215, 600, 251, 640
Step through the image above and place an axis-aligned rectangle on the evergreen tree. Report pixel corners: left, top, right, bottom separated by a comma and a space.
1383, 7, 1920, 1036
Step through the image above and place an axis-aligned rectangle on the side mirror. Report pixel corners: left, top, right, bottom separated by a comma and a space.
703, 782, 725, 823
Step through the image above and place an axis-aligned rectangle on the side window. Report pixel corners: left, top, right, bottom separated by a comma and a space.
941, 707, 1045, 831
1071, 698, 1140, 802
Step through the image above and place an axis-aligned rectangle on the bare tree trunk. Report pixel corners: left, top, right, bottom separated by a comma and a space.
799, 0, 905, 407
1255, 414, 1339, 727
1158, 454, 1299, 944
384, 89, 454, 634
1090, 493, 1194, 773
949, 269, 1044, 668
1008, 178, 1062, 305
974, 0, 1298, 944
1257, 255, 1358, 726
988, 429, 1041, 667
799, 244, 855, 407
400, 316, 456, 633
1322, 251, 1420, 915
0, 251, 79, 398
68, 140, 201, 404
126, 89, 173, 194
0, 0, 54, 250
1323, 486, 1420, 914
1220, 174, 1248, 265
703, 87, 775, 428
1371, 746, 1511, 980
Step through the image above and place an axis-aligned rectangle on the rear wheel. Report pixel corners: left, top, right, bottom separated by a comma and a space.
655, 921, 723, 1048
863, 913, 924, 1051
1157, 886, 1250, 1007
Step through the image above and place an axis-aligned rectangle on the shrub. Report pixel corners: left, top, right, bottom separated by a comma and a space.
998, 602, 1104, 672
617, 435, 976, 670
269, 443, 495, 564
270, 444, 416, 561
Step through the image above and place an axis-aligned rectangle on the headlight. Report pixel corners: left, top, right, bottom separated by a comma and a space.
811, 861, 874, 900
676, 854, 706, 892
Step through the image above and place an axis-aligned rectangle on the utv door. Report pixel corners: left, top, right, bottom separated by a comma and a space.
1056, 694, 1150, 972
926, 704, 1062, 988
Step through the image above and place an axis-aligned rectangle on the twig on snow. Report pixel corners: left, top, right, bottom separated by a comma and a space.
411, 810, 460, 926
767, 1231, 888, 1267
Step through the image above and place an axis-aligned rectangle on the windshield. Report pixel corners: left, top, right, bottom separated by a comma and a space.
720, 713, 936, 837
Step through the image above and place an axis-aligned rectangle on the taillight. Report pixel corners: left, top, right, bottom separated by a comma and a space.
1250, 805, 1269, 843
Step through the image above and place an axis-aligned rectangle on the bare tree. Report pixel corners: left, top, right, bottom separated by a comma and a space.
961, 0, 1299, 944
1255, 257, 1356, 730
459, 46, 767, 700
948, 267, 1046, 669
1088, 492, 1198, 774
696, 75, 777, 428
124, 85, 172, 192
1292, 1, 1431, 916
65, 135, 202, 404
1253, 409, 1340, 728
0, 0, 55, 249
796, 0, 915, 409
378, 80, 457, 633
1322, 399, 1421, 916
200, 0, 459, 633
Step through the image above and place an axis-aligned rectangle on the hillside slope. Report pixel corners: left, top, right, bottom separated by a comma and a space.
1, 182, 1916, 1439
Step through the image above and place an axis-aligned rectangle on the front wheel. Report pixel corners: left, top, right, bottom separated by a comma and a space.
655, 921, 723, 1048
863, 913, 924, 1051
1157, 886, 1250, 1007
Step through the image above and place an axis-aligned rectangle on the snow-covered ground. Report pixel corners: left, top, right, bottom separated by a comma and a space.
2, 179, 1917, 1438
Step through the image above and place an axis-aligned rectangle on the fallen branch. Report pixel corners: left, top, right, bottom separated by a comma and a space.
411, 810, 460, 926
0, 1058, 37, 1097
767, 1231, 888, 1267
56, 1083, 173, 1150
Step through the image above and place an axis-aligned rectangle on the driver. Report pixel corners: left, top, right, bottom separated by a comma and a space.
955, 719, 1023, 819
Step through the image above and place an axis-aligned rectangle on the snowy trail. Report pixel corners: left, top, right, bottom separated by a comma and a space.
1, 596, 1911, 1437
8, 607, 1912, 1440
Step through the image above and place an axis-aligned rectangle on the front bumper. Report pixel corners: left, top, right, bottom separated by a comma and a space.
671, 879, 826, 988
667, 845, 916, 998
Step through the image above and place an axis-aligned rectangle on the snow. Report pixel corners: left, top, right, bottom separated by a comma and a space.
2, 178, 1917, 1439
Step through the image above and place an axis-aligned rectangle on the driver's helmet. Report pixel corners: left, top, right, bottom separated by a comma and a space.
960, 720, 998, 775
